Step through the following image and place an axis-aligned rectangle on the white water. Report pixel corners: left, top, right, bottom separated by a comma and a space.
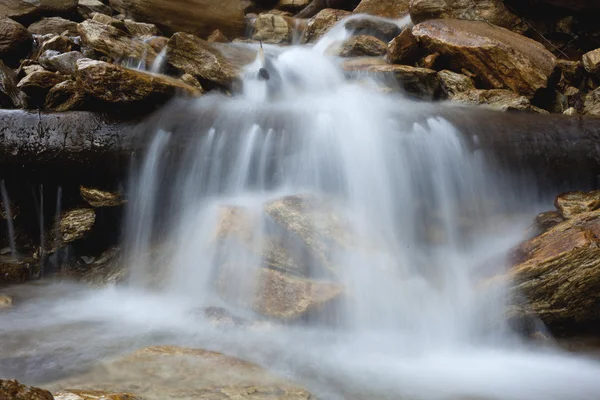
2, 15, 600, 400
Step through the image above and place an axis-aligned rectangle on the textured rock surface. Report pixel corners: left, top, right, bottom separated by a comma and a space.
0, 60, 25, 108
437, 69, 475, 96
78, 0, 113, 18
252, 13, 291, 44
0, 258, 36, 284
412, 19, 557, 97
344, 18, 402, 42
555, 191, 600, 219
0, 18, 32, 66
0, 379, 53, 400
300, 8, 351, 43
353, 0, 410, 18
44, 79, 86, 111
28, 17, 79, 36
55, 390, 141, 399
39, 50, 84, 75
582, 48, 600, 76
338, 35, 387, 57
450, 89, 545, 113
386, 28, 420, 64
80, 186, 126, 207
57, 208, 96, 246
0, 0, 78, 21
17, 70, 66, 106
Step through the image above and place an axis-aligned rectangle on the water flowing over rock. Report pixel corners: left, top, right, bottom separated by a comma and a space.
300, 8, 351, 43
0, 0, 78, 22
412, 19, 557, 98
55, 390, 140, 399
409, 0, 526, 33
0, 379, 53, 400
28, 17, 79, 36
555, 191, 600, 219
75, 59, 200, 104
338, 35, 387, 57
108, 0, 246, 39
353, 0, 410, 18
35, 35, 76, 57
0, 18, 32, 67
123, 19, 159, 38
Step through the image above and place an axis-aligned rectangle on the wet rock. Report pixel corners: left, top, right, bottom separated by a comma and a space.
0, 379, 53, 400
409, 0, 525, 33
167, 32, 240, 89
45, 79, 86, 111
555, 190, 600, 219
510, 210, 600, 332
146, 36, 168, 53
353, 0, 410, 18
17, 70, 66, 106
412, 19, 557, 98
0, 1, 78, 21
56, 208, 96, 247
0, 18, 32, 67
252, 13, 291, 44
39, 50, 84, 75
58, 247, 125, 285
76, 58, 200, 104
557, 59, 584, 88
180, 73, 204, 92
55, 390, 141, 399
0, 60, 26, 108
207, 29, 229, 43
532, 211, 565, 235
344, 18, 402, 42
78, 0, 114, 18
28, 17, 79, 36
437, 69, 475, 97
91, 12, 127, 31
77, 20, 157, 67
108, 0, 246, 39
123, 19, 159, 38
386, 28, 420, 65
36, 35, 76, 56
203, 306, 247, 327
253, 268, 342, 320
338, 35, 387, 57
276, 0, 311, 13
296, 0, 356, 18
449, 89, 547, 113
582, 48, 600, 77
0, 294, 12, 307
583, 87, 600, 116
564, 107, 577, 116
300, 8, 351, 44
420, 52, 439, 69
80, 186, 125, 207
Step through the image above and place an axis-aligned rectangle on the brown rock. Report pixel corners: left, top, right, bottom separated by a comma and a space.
276, 0, 311, 13
0, 294, 12, 307
0, 379, 53, 400
167, 32, 240, 89
387, 28, 420, 65
108, 0, 246, 39
91, 12, 127, 31
55, 390, 141, 400
300, 8, 351, 44
555, 190, 600, 219
77, 20, 157, 67
583, 87, 600, 116
36, 35, 75, 56
56, 207, 96, 247
412, 19, 557, 98
39, 50, 84, 75
557, 59, 583, 88
0, 258, 36, 284
0, 60, 26, 108
409, 0, 525, 33
354, 0, 410, 18
252, 13, 291, 44
421, 52, 439, 69
45, 79, 86, 111
146, 36, 168, 53
76, 58, 201, 103
207, 29, 229, 43
582, 48, 600, 77
295, 0, 355, 18
0, 18, 32, 67
532, 210, 565, 235
450, 89, 547, 113
28, 17, 79, 36
344, 18, 402, 42
123, 19, 160, 38
338, 35, 387, 57
78, 0, 114, 18
0, 1, 78, 21
437, 69, 475, 97
180, 73, 204, 92
17, 70, 66, 106
80, 186, 126, 207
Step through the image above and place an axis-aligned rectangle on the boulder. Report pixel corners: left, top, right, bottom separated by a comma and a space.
338, 35, 387, 57
252, 13, 291, 44
80, 186, 125, 207
91, 12, 127, 31
449, 89, 547, 113
437, 69, 475, 96
510, 210, 600, 332
107, 0, 246, 39
207, 29, 229, 43
123, 19, 159, 38
17, 70, 66, 106
0, 60, 26, 108
557, 59, 584, 88
146, 36, 168, 52
36, 35, 76, 57
0, 258, 36, 284
277, 0, 311, 12
77, 20, 157, 67
76, 58, 201, 104
55, 390, 141, 400
412, 19, 557, 98
167, 32, 240, 89
0, 379, 53, 400
344, 18, 402, 42
0, 18, 32, 67
555, 190, 600, 219
386, 28, 420, 64
582, 48, 600, 76
353, 0, 410, 18
409, 0, 525, 33
300, 8, 351, 44
28, 17, 79, 36
56, 207, 96, 247
39, 50, 84, 75
532, 211, 564, 235
0, 1, 78, 22
583, 87, 600, 116
44, 79, 86, 111
78, 0, 114, 18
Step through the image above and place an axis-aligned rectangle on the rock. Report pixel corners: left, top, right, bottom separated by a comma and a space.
0, 18, 32, 67
77, 20, 157, 67
300, 8, 351, 44
39, 50, 84, 75
56, 208, 96, 247
253, 268, 342, 320
555, 191, 600, 219
0, 60, 26, 108
36, 35, 76, 57
437, 69, 475, 96
409, 0, 525, 33
582, 48, 600, 77
203, 306, 247, 327
123, 19, 159, 38
510, 210, 600, 332
338, 35, 387, 57
0, 258, 36, 284
412, 19, 557, 98
76, 58, 201, 104
78, 0, 114, 18
0, 379, 53, 400
386, 28, 420, 65
207, 29, 229, 43
449, 89, 547, 113
0, 294, 11, 307
91, 12, 127, 31
420, 52, 439, 69
57, 247, 125, 285
344, 18, 402, 42
45, 79, 86, 111
80, 186, 125, 207
108, 0, 246, 39
557, 59, 584, 88
353, 0, 410, 18
55, 390, 141, 400
146, 36, 168, 53
28, 17, 79, 36
167, 32, 240, 89
277, 0, 311, 12
252, 13, 291, 44
50, 345, 314, 399
296, 0, 356, 18
532, 211, 565, 235
583, 87, 600, 116
0, 1, 78, 22
180, 73, 204, 92
17, 70, 66, 106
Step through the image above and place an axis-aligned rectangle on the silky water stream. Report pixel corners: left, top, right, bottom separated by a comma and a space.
2, 15, 600, 400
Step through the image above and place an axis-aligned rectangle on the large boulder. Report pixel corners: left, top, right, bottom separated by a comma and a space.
409, 0, 525, 33
0, 379, 53, 400
17, 70, 66, 106
353, 0, 410, 18
44, 79, 86, 111
75, 58, 201, 104
412, 19, 557, 98
252, 13, 292, 44
300, 8, 351, 43
344, 18, 402, 42
28, 17, 79, 36
0, 18, 32, 67
386, 28, 420, 64
450, 89, 546, 113
167, 32, 240, 89
108, 0, 246, 39
338, 35, 387, 57
0, 0, 78, 22
77, 0, 113, 19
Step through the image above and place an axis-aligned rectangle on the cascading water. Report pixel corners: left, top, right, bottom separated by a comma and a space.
1, 14, 600, 400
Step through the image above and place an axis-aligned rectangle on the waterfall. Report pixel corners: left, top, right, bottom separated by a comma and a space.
0, 180, 17, 258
